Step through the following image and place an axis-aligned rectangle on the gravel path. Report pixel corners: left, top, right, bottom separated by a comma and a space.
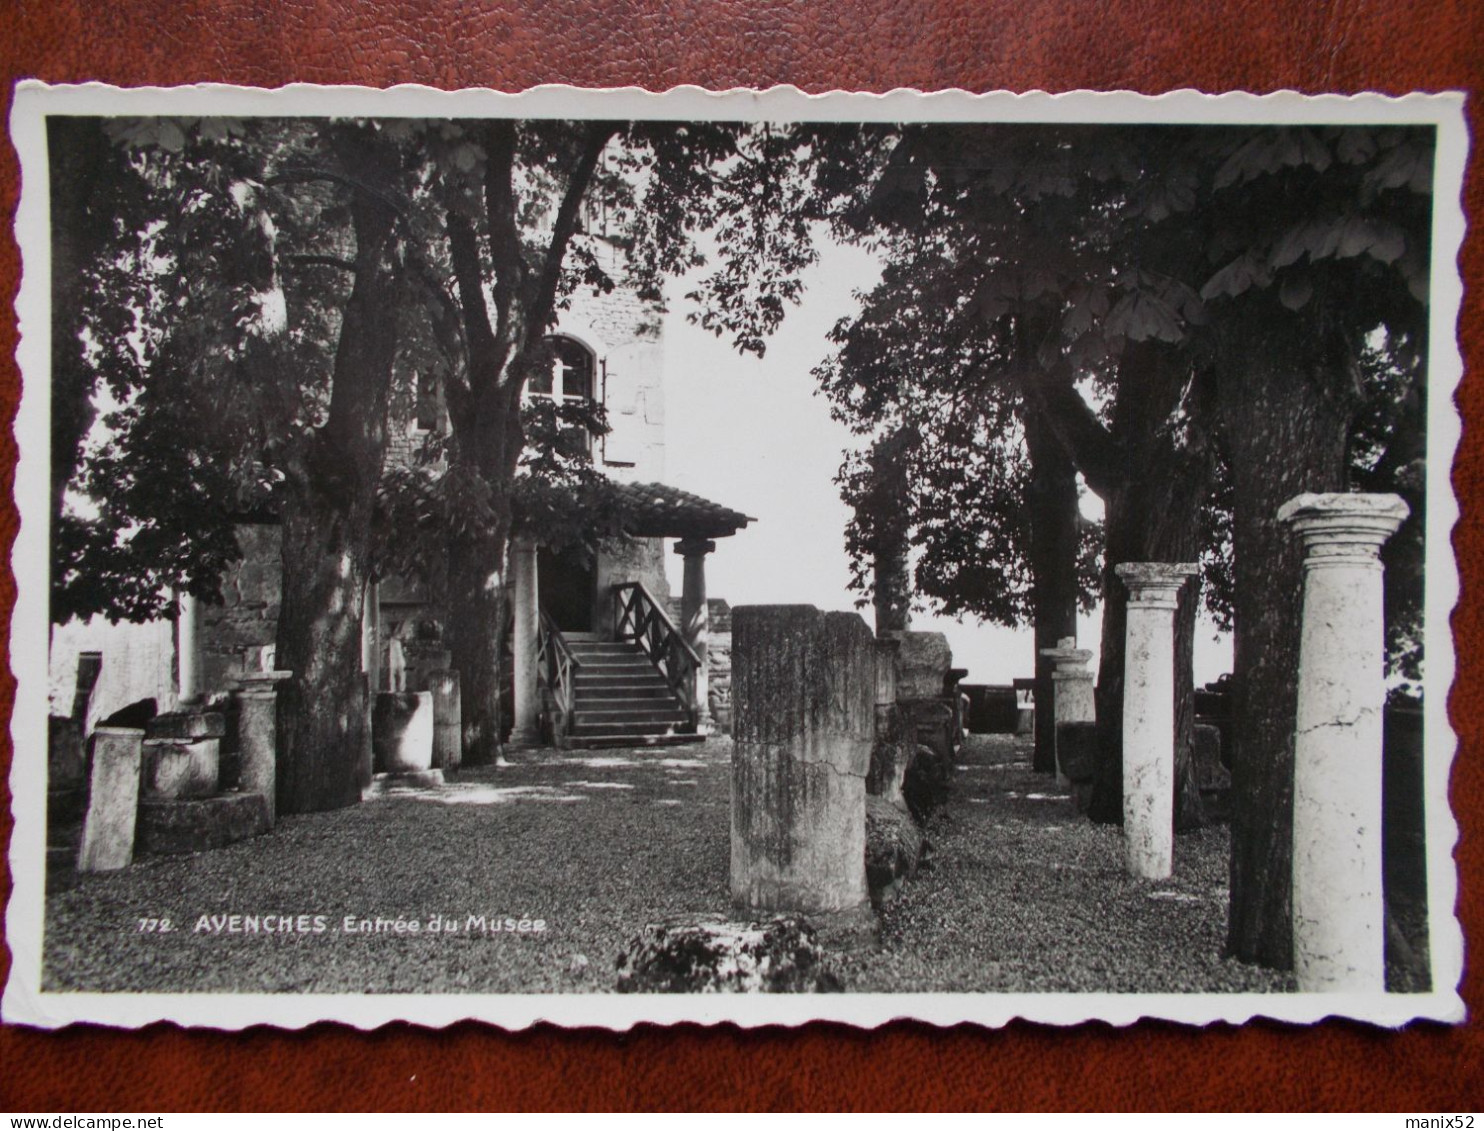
42, 734, 1293, 994
847, 735, 1294, 993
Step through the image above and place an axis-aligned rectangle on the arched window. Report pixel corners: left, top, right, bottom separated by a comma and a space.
529, 336, 595, 406
528, 335, 598, 459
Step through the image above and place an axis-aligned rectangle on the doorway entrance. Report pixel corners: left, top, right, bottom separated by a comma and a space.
538, 545, 597, 634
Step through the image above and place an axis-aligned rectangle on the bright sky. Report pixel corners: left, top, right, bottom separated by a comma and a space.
658, 236, 1237, 688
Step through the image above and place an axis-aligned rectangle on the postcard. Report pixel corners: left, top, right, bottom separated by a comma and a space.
3, 82, 1467, 1029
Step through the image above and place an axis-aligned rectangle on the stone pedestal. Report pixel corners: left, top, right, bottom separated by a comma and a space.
1039, 637, 1095, 788
142, 710, 225, 799
1279, 491, 1408, 992
430, 670, 462, 774
78, 727, 145, 873
731, 605, 874, 913
235, 671, 291, 829
895, 631, 952, 700
510, 537, 541, 747
1115, 562, 1198, 880
675, 538, 715, 733
373, 691, 435, 773
137, 793, 270, 854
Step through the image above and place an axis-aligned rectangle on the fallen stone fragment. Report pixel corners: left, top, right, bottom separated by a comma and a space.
865, 795, 924, 907
615, 915, 843, 993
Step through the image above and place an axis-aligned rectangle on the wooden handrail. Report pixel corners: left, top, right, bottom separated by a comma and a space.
611, 581, 701, 718
537, 607, 582, 739
611, 582, 701, 665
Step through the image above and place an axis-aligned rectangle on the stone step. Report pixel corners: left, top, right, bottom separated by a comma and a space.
565, 732, 707, 750
571, 654, 656, 668
569, 718, 687, 737
577, 706, 691, 726
574, 672, 674, 688
572, 688, 682, 706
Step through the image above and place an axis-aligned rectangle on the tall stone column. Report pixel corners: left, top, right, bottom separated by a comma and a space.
1115, 562, 1198, 880
510, 537, 541, 747
675, 537, 715, 732
1279, 491, 1408, 992
176, 590, 203, 706
731, 605, 874, 913
431, 669, 462, 775
236, 670, 292, 828
361, 578, 381, 695
1038, 637, 1095, 788
873, 542, 912, 637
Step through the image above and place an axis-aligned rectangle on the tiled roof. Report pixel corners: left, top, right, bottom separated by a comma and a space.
611, 481, 754, 539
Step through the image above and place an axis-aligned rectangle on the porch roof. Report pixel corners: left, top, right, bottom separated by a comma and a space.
612, 481, 755, 540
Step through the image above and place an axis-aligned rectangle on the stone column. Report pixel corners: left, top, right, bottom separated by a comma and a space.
431, 669, 462, 774
874, 634, 900, 707
1115, 562, 1198, 880
236, 670, 292, 829
510, 536, 541, 747
675, 537, 715, 733
77, 727, 145, 872
1279, 491, 1408, 992
176, 590, 203, 706
731, 605, 874, 913
1038, 637, 1095, 788
361, 578, 381, 694
873, 542, 912, 637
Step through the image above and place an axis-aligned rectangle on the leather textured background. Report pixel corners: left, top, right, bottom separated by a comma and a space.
1, 0, 1481, 1111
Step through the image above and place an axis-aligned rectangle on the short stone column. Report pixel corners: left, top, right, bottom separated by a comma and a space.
177, 590, 203, 706
731, 605, 874, 913
1279, 491, 1408, 992
430, 669, 462, 774
78, 727, 145, 872
1039, 636, 1095, 788
1115, 562, 1198, 880
510, 537, 541, 747
235, 670, 292, 829
675, 537, 715, 733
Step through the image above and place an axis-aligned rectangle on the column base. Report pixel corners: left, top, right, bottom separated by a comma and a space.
508, 724, 542, 749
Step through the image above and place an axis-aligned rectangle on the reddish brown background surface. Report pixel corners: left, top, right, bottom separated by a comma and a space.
1, 0, 1481, 1112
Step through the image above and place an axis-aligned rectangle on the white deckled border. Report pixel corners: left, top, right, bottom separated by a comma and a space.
3, 81, 1468, 1032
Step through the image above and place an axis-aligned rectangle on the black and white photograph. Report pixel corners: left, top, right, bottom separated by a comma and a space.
2, 84, 1466, 1030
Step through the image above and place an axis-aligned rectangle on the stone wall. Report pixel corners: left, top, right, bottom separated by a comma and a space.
561, 240, 666, 485
668, 595, 733, 712
594, 535, 671, 636
201, 524, 283, 693
49, 615, 176, 732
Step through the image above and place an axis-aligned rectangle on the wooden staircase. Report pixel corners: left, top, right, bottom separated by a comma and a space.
562, 634, 705, 749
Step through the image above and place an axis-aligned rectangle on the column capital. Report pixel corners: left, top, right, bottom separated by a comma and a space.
234, 670, 294, 698
1039, 641, 1093, 673
674, 537, 717, 558
1115, 562, 1198, 609
1278, 492, 1409, 569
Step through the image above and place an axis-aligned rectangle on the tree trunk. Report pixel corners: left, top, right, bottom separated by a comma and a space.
442, 379, 526, 764
275, 500, 377, 812
1086, 342, 1212, 828
1218, 305, 1354, 969
445, 522, 512, 764
1024, 411, 1081, 774
274, 131, 401, 815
